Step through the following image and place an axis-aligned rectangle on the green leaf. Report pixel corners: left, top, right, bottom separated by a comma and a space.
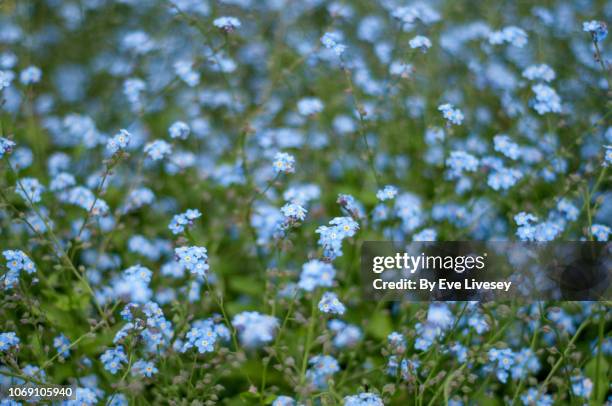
228, 276, 264, 296
584, 356, 609, 404
239, 391, 260, 404
365, 311, 392, 340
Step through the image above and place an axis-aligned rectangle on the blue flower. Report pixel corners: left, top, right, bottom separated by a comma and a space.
3, 250, 36, 274
144, 140, 172, 160
53, 334, 70, 358
438, 103, 464, 125
123, 78, 145, 110
488, 26, 528, 47
174, 60, 200, 87
122, 31, 154, 54
534, 221, 563, 241
514, 212, 538, 226
19, 66, 42, 84
571, 375, 593, 398
330, 217, 359, 238
272, 152, 295, 174
522, 64, 555, 82
318, 291, 346, 315
10, 147, 32, 170
16, 177, 44, 203
413, 228, 437, 241
391, 4, 440, 25
387, 356, 419, 381
106, 129, 131, 154
449, 343, 468, 363
47, 153, 70, 176
283, 184, 320, 205
298, 259, 335, 291
1, 269, 19, 290
232, 311, 278, 348
124, 264, 153, 283
531, 84, 562, 114
67, 387, 99, 405
556, 199, 579, 221
409, 35, 432, 52
306, 355, 339, 388
0, 332, 19, 352
120, 187, 155, 214
343, 393, 384, 406
520, 388, 553, 406
321, 32, 346, 56
100, 346, 128, 374
467, 313, 489, 334
337, 194, 365, 218
62, 186, 109, 216
487, 348, 515, 383
272, 396, 296, 406
487, 167, 522, 191
0, 137, 16, 158
328, 319, 362, 348
316, 216, 359, 260
583, 21, 608, 42
169, 121, 190, 140
446, 151, 478, 178
50, 172, 76, 192
376, 185, 398, 201
427, 303, 454, 329
493, 135, 520, 160
604, 145, 612, 167
175, 246, 209, 277
387, 331, 406, 353
131, 359, 158, 377
591, 224, 610, 241
0, 70, 15, 90
213, 16, 241, 32
181, 323, 218, 354
115, 302, 173, 350
414, 322, 442, 351
297, 98, 324, 116
511, 348, 540, 380
280, 203, 307, 223
169, 209, 202, 234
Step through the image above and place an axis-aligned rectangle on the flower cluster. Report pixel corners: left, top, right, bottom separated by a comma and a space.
231, 311, 278, 348
316, 216, 359, 260
298, 259, 336, 291
106, 129, 131, 154
583, 20, 608, 42
0, 331, 20, 352
321, 32, 346, 56
306, 355, 339, 389
0, 137, 16, 158
272, 152, 296, 174
168, 209, 202, 235
213, 16, 241, 32
100, 346, 128, 374
2, 250, 36, 289
174, 246, 209, 277
438, 103, 464, 126
318, 291, 346, 315
0, 1, 610, 404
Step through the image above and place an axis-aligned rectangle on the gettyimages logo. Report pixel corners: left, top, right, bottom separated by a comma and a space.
371, 251, 487, 274
361, 241, 611, 302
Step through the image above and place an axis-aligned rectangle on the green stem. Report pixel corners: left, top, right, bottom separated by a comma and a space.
593, 307, 604, 403
299, 296, 318, 389
4, 159, 110, 327
539, 319, 590, 395
511, 318, 541, 405
339, 58, 382, 188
